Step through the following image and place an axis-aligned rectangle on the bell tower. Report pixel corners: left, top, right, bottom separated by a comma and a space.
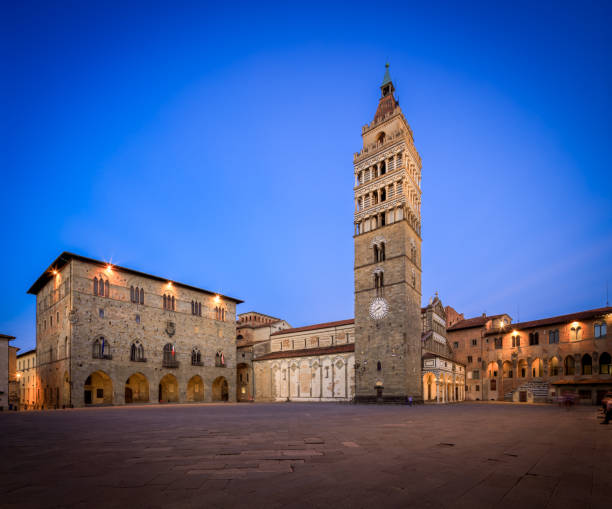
353, 64, 423, 403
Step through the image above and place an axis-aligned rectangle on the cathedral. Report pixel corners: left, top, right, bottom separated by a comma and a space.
17, 66, 610, 409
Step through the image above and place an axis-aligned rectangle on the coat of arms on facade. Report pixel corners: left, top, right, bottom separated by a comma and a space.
165, 321, 176, 337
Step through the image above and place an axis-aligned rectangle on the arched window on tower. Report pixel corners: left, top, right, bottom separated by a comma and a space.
380, 161, 386, 175
373, 245, 379, 263
374, 272, 384, 297
140, 288, 144, 305
411, 269, 416, 288
380, 188, 386, 201
93, 277, 98, 296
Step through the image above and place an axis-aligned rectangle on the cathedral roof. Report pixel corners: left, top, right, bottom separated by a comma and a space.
253, 343, 354, 361
270, 319, 354, 336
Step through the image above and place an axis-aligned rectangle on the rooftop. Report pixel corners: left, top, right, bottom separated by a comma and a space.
270, 319, 354, 337
484, 306, 612, 335
238, 311, 281, 321
0, 334, 16, 341
27, 252, 243, 303
447, 314, 506, 331
253, 343, 355, 361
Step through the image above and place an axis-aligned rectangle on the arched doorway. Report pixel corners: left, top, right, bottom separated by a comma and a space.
125, 373, 149, 404
599, 352, 611, 374
422, 373, 435, 401
549, 357, 561, 376
518, 359, 528, 378
487, 362, 498, 393
84, 370, 113, 405
159, 374, 178, 403
212, 376, 229, 402
581, 354, 592, 375
186, 375, 204, 402
531, 358, 543, 377
237, 363, 250, 401
564, 356, 575, 376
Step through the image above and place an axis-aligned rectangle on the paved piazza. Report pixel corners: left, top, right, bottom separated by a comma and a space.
1, 402, 610, 508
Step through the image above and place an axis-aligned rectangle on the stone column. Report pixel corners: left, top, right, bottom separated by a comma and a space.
527, 356, 533, 378
574, 354, 582, 377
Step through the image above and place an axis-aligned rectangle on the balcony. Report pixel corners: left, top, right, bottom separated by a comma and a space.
191, 361, 204, 367
162, 359, 179, 369
131, 357, 147, 363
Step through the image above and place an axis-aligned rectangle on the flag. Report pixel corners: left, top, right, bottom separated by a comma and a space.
172, 344, 175, 357
221, 352, 225, 365
101, 338, 105, 354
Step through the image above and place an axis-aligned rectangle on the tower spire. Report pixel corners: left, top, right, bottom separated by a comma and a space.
374, 63, 397, 123
381, 62, 392, 87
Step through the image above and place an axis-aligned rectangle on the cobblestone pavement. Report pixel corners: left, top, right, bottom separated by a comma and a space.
1, 402, 610, 508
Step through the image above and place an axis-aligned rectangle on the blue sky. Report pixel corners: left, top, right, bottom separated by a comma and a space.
2, 1, 611, 353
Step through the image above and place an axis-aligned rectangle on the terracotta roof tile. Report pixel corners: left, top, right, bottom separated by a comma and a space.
484, 306, 612, 335
447, 314, 505, 331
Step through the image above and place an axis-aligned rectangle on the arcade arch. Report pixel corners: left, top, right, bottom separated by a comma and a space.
84, 370, 113, 405
212, 376, 229, 402
125, 373, 149, 404
159, 374, 179, 403
186, 375, 204, 402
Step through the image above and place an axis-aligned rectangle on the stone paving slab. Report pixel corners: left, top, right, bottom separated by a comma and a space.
0, 402, 611, 508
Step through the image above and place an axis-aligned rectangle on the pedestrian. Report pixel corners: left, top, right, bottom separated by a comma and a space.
408, 396, 413, 407
601, 392, 612, 414
601, 394, 612, 425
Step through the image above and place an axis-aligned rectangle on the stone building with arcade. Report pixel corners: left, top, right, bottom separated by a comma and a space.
447, 306, 612, 404
27, 252, 241, 408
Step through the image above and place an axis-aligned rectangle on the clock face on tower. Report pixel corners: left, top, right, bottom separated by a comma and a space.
369, 297, 389, 320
